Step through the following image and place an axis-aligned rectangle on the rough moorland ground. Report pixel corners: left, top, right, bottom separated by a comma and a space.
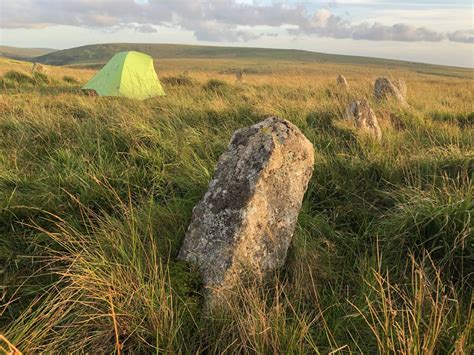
0, 57, 472, 353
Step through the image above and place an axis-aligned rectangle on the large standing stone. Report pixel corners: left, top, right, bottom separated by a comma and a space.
345, 100, 382, 140
178, 117, 314, 297
374, 77, 407, 106
336, 74, 349, 89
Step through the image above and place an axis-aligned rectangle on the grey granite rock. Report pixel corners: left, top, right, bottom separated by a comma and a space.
375, 77, 407, 106
178, 117, 314, 297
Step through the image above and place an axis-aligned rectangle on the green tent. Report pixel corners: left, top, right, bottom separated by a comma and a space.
82, 51, 165, 100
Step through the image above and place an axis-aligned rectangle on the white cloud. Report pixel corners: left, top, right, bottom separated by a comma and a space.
447, 30, 474, 44
293, 10, 445, 42
364, 8, 473, 32
0, 0, 471, 44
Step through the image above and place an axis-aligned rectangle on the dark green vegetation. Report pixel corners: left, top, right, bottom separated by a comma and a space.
0, 60, 473, 353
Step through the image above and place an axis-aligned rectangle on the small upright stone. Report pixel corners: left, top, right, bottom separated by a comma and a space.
345, 100, 382, 140
236, 70, 244, 83
179, 117, 314, 298
374, 77, 407, 106
32, 62, 48, 74
336, 74, 349, 89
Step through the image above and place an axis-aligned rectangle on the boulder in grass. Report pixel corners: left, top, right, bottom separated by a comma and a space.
178, 117, 314, 301
345, 100, 383, 140
32, 63, 48, 74
374, 77, 407, 106
336, 74, 349, 89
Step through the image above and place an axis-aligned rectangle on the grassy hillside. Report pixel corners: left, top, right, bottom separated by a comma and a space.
0, 45, 56, 60
34, 42, 472, 75
0, 58, 472, 353
36, 43, 397, 65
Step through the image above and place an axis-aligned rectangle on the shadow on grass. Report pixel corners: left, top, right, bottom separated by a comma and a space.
305, 109, 364, 156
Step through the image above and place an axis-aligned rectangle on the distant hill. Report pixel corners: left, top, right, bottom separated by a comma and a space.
0, 45, 57, 60
34, 43, 420, 67
32, 43, 473, 78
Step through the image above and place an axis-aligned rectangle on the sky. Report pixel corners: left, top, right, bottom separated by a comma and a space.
1, 0, 473, 67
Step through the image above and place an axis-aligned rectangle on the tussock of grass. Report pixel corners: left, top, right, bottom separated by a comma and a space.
203, 78, 233, 95
161, 74, 196, 87
380, 183, 473, 285
1, 58, 473, 353
1, 70, 56, 89
3, 70, 36, 84
32, 71, 50, 84
431, 111, 474, 128
353, 253, 468, 354
62, 75, 79, 84
3, 198, 201, 353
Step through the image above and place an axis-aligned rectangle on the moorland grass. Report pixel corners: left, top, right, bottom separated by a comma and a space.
161, 74, 196, 87
62, 75, 80, 84
0, 58, 472, 353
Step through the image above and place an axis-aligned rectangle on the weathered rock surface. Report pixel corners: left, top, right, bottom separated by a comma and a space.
336, 75, 349, 89
178, 117, 314, 296
374, 77, 407, 106
345, 100, 382, 140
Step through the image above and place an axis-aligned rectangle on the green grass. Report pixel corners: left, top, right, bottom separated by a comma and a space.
3, 70, 36, 84
1, 70, 56, 89
0, 59, 472, 353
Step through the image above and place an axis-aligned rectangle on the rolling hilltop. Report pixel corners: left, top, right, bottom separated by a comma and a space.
36, 43, 395, 65
29, 43, 474, 79
31, 42, 456, 70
